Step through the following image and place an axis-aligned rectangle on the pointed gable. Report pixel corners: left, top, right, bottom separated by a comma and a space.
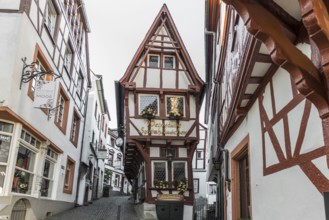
120, 4, 204, 91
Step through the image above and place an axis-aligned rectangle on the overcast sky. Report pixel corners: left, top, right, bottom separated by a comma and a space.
84, 0, 205, 128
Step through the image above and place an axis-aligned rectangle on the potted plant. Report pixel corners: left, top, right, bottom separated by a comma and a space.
141, 108, 157, 119
168, 110, 183, 120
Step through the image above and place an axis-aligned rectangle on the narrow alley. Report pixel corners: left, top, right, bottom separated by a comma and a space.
45, 195, 139, 220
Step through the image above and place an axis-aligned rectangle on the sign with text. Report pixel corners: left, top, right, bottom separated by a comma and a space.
33, 80, 55, 109
141, 120, 187, 136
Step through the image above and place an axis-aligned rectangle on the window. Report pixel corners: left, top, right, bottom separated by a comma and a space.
108, 153, 113, 166
28, 47, 53, 100
166, 96, 184, 117
238, 154, 250, 219
232, 139, 251, 220
148, 55, 159, 68
164, 55, 175, 69
64, 44, 73, 74
193, 179, 199, 193
153, 162, 166, 186
63, 157, 75, 194
139, 95, 159, 116
209, 184, 217, 195
160, 148, 176, 158
70, 110, 81, 146
55, 85, 69, 133
45, 0, 58, 37
172, 162, 186, 182
0, 121, 14, 194
196, 150, 203, 159
114, 174, 120, 187
41, 147, 58, 197
76, 71, 83, 97
12, 130, 40, 195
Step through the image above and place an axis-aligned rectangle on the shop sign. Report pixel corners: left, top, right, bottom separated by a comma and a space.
0, 134, 10, 143
33, 80, 56, 109
141, 120, 187, 135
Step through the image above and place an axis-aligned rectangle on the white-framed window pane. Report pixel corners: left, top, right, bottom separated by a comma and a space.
0, 134, 11, 163
0, 165, 6, 194
173, 162, 185, 181
148, 55, 159, 67
56, 96, 65, 126
64, 46, 73, 71
0, 121, 14, 133
16, 145, 36, 172
139, 95, 158, 115
12, 169, 33, 194
164, 56, 174, 68
46, 0, 57, 36
153, 162, 166, 183
40, 178, 53, 197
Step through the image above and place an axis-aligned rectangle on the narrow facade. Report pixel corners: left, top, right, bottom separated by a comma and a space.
0, 0, 91, 219
116, 4, 204, 220
105, 129, 128, 193
77, 73, 109, 205
205, 0, 329, 220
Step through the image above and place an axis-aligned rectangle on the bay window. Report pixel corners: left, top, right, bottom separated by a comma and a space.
0, 121, 14, 194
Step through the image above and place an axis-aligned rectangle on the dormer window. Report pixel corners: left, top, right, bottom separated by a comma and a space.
164, 55, 175, 69
148, 55, 159, 68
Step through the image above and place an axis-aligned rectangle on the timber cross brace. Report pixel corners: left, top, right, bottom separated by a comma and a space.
222, 0, 329, 193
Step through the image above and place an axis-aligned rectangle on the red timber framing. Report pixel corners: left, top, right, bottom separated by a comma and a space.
220, 0, 329, 192
119, 4, 204, 206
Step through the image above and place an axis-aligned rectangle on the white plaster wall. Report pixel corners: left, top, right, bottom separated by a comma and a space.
193, 171, 207, 199
0, 0, 20, 9
223, 67, 326, 220
146, 69, 160, 88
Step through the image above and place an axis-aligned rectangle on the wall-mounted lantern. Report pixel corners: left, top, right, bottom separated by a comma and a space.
166, 152, 174, 167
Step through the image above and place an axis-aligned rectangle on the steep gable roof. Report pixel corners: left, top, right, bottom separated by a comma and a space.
119, 4, 204, 88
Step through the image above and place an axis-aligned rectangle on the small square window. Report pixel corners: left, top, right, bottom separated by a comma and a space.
164, 56, 175, 69
148, 55, 159, 68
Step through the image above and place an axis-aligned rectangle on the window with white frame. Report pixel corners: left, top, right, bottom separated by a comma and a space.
114, 174, 120, 187
45, 0, 58, 37
148, 54, 159, 68
172, 162, 186, 182
56, 95, 65, 126
0, 121, 14, 194
12, 130, 41, 195
76, 71, 83, 97
153, 161, 167, 186
164, 55, 175, 69
70, 110, 80, 146
64, 44, 73, 74
166, 96, 184, 117
139, 95, 159, 116
41, 147, 58, 197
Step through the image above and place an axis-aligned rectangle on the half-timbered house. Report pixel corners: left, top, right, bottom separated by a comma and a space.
0, 0, 91, 219
205, 0, 329, 219
116, 4, 204, 220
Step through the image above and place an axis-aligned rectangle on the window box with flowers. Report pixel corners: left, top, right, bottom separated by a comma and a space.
173, 178, 187, 195
141, 108, 157, 119
154, 179, 168, 189
168, 110, 183, 120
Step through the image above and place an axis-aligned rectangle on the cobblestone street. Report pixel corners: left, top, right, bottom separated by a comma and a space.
45, 196, 140, 220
